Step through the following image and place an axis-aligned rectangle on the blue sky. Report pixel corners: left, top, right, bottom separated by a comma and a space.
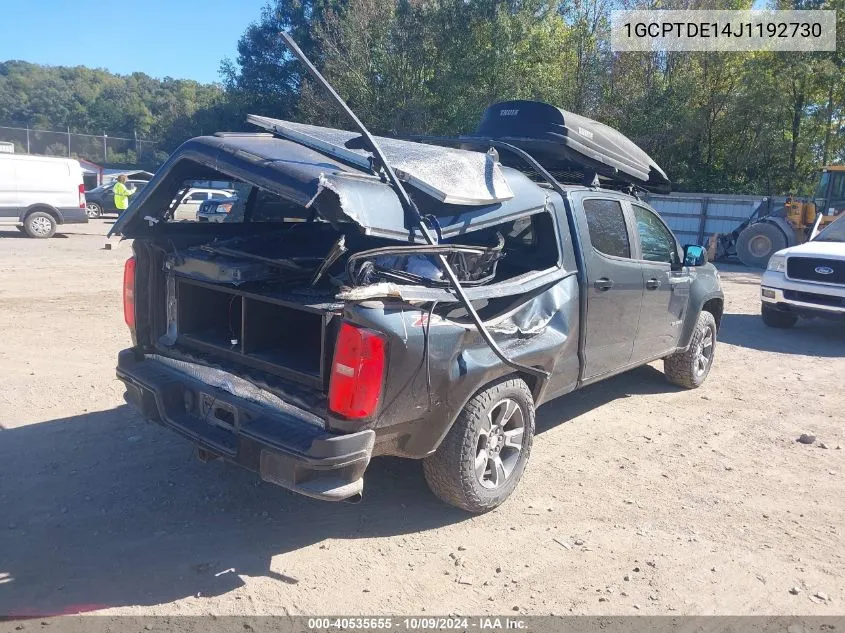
0, 0, 268, 83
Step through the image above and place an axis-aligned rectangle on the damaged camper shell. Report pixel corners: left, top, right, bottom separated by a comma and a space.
112, 105, 722, 512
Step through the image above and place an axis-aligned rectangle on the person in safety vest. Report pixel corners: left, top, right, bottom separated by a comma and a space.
113, 175, 136, 212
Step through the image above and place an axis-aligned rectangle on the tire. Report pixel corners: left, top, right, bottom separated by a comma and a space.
86, 202, 103, 219
664, 311, 717, 389
423, 377, 535, 513
736, 222, 788, 268
761, 303, 798, 329
23, 211, 57, 239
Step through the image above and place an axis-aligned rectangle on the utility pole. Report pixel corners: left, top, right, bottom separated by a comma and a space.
103, 133, 108, 163
26, 126, 30, 154
67, 126, 71, 157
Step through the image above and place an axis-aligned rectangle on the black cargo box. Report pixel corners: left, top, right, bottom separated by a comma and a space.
471, 100, 670, 193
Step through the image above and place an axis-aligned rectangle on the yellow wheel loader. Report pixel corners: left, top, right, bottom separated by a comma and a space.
722, 166, 845, 267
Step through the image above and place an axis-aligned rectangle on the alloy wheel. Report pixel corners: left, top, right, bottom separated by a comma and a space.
475, 398, 525, 489
695, 326, 715, 377
29, 216, 53, 237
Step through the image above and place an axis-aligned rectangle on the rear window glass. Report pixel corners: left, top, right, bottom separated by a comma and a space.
163, 180, 312, 225
583, 199, 631, 258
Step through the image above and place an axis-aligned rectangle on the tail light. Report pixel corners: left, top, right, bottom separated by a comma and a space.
328, 323, 387, 419
123, 257, 136, 331
78, 183, 86, 208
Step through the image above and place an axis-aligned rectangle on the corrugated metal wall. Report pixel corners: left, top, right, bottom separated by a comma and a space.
641, 192, 790, 245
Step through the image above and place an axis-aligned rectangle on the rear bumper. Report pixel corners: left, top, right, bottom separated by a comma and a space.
116, 349, 374, 501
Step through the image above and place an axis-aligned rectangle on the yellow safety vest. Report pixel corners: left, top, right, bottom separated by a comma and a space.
113, 181, 132, 210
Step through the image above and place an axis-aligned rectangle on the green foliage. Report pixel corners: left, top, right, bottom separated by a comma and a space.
0, 60, 233, 168
2, 0, 843, 194
232, 0, 845, 195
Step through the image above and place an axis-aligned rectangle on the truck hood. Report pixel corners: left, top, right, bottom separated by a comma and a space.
111, 122, 549, 241
781, 240, 845, 259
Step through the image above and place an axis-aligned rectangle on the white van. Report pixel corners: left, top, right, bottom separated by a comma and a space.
0, 154, 88, 238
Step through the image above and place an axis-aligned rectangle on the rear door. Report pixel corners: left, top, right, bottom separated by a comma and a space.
0, 157, 18, 223
102, 183, 117, 212
629, 202, 691, 362
577, 196, 644, 380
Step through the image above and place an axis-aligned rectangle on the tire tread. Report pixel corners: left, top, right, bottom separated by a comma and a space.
423, 377, 534, 513
664, 311, 717, 389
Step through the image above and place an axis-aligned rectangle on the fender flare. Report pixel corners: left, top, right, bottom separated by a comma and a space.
678, 285, 725, 351
21, 204, 63, 225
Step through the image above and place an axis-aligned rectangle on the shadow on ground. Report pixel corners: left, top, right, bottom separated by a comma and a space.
535, 365, 680, 434
0, 230, 70, 239
0, 406, 467, 616
0, 364, 685, 616
719, 312, 845, 357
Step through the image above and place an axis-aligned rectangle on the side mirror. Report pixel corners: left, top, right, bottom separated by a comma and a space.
684, 244, 707, 267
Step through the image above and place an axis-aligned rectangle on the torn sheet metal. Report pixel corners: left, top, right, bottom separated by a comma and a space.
112, 133, 548, 241
486, 280, 574, 336
148, 354, 325, 428
248, 115, 514, 205
336, 268, 576, 303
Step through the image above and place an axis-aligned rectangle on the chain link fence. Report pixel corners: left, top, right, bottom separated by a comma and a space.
0, 125, 167, 168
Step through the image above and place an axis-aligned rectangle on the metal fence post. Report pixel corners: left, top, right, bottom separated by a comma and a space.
103, 133, 107, 162
696, 196, 711, 245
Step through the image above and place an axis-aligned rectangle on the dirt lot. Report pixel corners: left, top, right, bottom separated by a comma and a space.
1, 220, 843, 617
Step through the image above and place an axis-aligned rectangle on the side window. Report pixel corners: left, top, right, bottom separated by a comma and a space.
583, 199, 631, 258
188, 192, 208, 202
829, 172, 845, 205
507, 216, 536, 246
633, 205, 677, 264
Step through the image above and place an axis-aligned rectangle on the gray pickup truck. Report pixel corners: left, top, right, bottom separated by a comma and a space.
111, 99, 723, 513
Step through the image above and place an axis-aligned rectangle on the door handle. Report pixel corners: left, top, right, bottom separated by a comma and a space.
594, 278, 614, 291
646, 278, 661, 290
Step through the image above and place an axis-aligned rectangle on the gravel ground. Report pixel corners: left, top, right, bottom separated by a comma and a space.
1, 220, 843, 617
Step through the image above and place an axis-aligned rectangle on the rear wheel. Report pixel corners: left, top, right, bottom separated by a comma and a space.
23, 211, 57, 238
761, 303, 798, 329
664, 311, 717, 389
736, 222, 787, 268
86, 202, 103, 218
423, 377, 535, 513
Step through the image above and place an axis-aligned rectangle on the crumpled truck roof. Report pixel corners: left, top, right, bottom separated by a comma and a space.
111, 126, 551, 241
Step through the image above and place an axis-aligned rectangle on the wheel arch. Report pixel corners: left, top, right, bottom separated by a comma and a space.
702, 297, 724, 330
678, 288, 724, 350
403, 369, 543, 459
23, 204, 63, 225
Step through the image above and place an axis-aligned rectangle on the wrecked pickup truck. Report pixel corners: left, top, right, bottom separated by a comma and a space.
112, 100, 723, 513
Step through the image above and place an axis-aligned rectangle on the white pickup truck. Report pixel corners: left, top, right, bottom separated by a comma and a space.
761, 213, 845, 328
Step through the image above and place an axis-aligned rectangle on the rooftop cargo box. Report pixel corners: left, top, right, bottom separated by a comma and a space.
471, 100, 670, 193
